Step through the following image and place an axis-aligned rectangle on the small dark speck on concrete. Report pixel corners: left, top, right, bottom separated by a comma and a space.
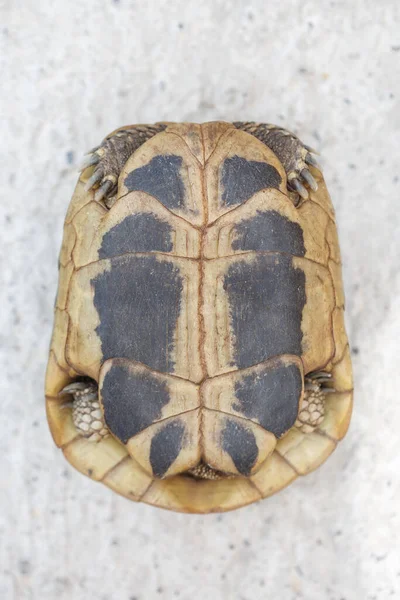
113, 0, 120, 4
221, 573, 226, 581
32, 420, 39, 427
247, 11, 254, 21
129, 596, 138, 600
351, 346, 359, 355
334, 529, 343, 536
348, 163, 357, 170
178, 22, 184, 29
19, 560, 31, 575
111, 538, 119, 546
157, 587, 163, 594
66, 151, 74, 165
316, 538, 323, 546
62, 468, 70, 478
299, 67, 308, 74
259, 579, 265, 587
229, 543, 235, 550
393, 176, 399, 183
391, 45, 400, 51
159, 81, 166, 91
374, 554, 387, 562
344, 97, 351, 104
243, 539, 250, 547
295, 565, 303, 576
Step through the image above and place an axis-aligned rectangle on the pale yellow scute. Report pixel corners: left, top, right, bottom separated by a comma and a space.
71, 201, 107, 267
45, 351, 72, 398
250, 451, 297, 498
317, 392, 353, 441
200, 121, 234, 163
64, 177, 94, 224
292, 256, 336, 373
102, 457, 153, 501
63, 435, 129, 481
329, 259, 346, 308
55, 261, 74, 311
164, 122, 204, 164
46, 400, 79, 447
141, 475, 261, 513
331, 345, 353, 391
58, 223, 76, 267
276, 428, 336, 475
302, 170, 335, 220
65, 262, 105, 380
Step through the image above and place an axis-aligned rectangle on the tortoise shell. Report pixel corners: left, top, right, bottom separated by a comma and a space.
45, 122, 353, 513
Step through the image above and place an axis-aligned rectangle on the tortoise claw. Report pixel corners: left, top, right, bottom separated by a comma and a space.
305, 152, 322, 172
84, 169, 104, 192
94, 179, 116, 202
290, 178, 309, 200
79, 152, 101, 172
301, 168, 318, 191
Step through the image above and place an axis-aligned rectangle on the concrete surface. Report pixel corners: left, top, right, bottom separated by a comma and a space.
1, 1, 399, 599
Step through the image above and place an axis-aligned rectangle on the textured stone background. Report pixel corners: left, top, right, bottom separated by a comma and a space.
1, 1, 399, 599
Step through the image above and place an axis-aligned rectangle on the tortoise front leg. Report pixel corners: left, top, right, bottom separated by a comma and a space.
80, 123, 167, 205
233, 122, 321, 200
61, 381, 109, 442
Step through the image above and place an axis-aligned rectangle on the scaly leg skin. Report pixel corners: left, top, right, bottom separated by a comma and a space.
60, 381, 109, 442
80, 123, 167, 206
233, 122, 322, 202
295, 371, 336, 434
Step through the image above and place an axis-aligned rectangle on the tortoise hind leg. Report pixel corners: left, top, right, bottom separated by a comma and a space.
60, 381, 109, 442
80, 123, 168, 205
295, 371, 336, 433
233, 122, 321, 200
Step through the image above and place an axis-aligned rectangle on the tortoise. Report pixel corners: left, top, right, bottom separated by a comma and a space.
45, 121, 353, 513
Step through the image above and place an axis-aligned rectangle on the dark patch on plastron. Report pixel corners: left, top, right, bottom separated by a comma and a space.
92, 255, 183, 373
101, 362, 170, 443
233, 360, 302, 437
124, 155, 185, 209
221, 418, 258, 476
232, 210, 305, 256
99, 213, 174, 259
149, 420, 185, 478
223, 254, 306, 369
220, 156, 282, 206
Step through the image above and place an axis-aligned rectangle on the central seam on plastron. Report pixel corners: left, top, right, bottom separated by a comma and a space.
197, 124, 209, 457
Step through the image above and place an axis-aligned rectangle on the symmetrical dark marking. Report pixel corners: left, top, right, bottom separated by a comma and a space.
101, 362, 170, 443
92, 255, 183, 372
233, 361, 302, 437
220, 156, 282, 207
149, 420, 185, 478
221, 418, 259, 476
223, 254, 306, 369
231, 210, 306, 256
99, 213, 173, 259
124, 155, 185, 210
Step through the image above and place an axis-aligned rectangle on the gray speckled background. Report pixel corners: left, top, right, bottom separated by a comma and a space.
1, 1, 399, 599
